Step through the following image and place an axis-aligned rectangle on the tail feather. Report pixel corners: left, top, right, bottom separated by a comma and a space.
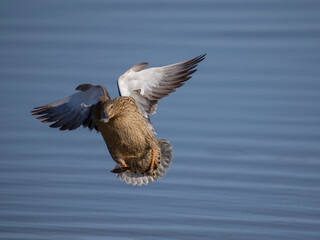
115, 139, 173, 186
154, 139, 173, 178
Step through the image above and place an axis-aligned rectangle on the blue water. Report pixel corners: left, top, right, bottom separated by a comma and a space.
1, 0, 320, 239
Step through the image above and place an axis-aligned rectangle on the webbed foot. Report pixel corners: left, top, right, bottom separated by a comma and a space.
111, 166, 131, 173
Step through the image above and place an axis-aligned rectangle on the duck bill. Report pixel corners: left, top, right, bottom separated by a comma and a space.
100, 112, 109, 123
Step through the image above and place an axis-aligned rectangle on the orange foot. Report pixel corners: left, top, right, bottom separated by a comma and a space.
150, 149, 158, 170
111, 167, 130, 173
121, 162, 131, 172
120, 161, 128, 168
111, 160, 131, 173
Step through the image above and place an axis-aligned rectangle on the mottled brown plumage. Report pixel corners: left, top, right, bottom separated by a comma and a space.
93, 96, 161, 179
31, 54, 205, 186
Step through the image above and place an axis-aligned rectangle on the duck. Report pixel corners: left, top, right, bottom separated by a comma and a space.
31, 54, 206, 186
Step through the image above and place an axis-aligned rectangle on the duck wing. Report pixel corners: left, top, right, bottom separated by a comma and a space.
117, 54, 206, 122
31, 84, 110, 131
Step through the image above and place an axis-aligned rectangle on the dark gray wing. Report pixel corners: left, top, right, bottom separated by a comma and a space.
31, 84, 110, 131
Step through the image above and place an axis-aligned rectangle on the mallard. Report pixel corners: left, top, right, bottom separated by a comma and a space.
31, 54, 206, 186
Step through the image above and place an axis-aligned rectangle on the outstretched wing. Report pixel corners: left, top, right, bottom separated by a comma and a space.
31, 84, 110, 131
117, 54, 206, 120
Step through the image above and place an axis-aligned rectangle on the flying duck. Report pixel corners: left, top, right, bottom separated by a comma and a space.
31, 54, 206, 186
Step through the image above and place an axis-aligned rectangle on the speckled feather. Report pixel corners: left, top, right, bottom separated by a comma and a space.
93, 97, 161, 177
31, 54, 205, 186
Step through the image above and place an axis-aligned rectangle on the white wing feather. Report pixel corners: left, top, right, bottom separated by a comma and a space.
117, 54, 206, 121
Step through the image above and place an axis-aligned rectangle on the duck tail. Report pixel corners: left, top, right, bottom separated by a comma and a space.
115, 139, 173, 186
155, 139, 173, 178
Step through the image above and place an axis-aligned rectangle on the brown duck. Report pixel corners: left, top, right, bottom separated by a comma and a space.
31, 54, 205, 186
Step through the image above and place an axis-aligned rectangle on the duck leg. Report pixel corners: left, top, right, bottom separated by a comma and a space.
149, 149, 158, 170
120, 160, 132, 172
111, 167, 130, 173
118, 159, 128, 168
111, 159, 131, 173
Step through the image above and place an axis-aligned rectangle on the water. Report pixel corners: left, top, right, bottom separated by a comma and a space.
1, 0, 320, 239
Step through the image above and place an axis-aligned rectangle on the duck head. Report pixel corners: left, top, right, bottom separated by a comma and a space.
98, 96, 137, 123
100, 100, 115, 123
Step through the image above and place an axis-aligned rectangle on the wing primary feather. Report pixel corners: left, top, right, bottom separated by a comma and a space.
63, 112, 82, 130
32, 84, 110, 132
68, 113, 85, 130
49, 110, 76, 130
116, 54, 206, 128
36, 104, 69, 121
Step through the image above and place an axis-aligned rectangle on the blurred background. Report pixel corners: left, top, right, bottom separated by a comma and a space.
1, 0, 320, 239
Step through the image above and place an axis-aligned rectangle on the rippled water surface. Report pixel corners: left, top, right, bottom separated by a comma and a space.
1, 0, 320, 239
